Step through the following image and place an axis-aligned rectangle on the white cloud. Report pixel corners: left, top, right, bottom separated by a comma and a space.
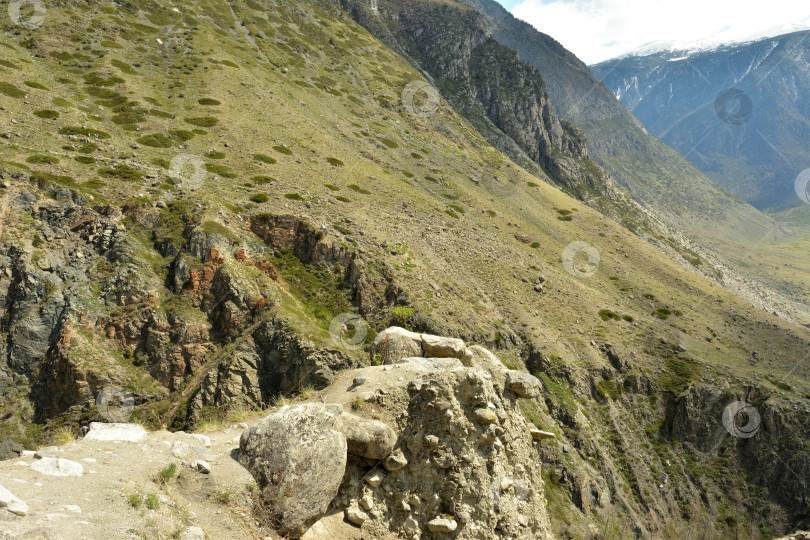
510, 0, 810, 64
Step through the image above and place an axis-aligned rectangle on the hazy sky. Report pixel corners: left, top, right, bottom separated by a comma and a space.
500, 0, 810, 64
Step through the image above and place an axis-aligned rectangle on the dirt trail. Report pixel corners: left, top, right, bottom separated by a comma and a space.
0, 426, 263, 539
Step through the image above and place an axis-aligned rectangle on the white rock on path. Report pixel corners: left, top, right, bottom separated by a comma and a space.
30, 457, 83, 477
180, 526, 206, 540
0, 484, 29, 516
83, 422, 148, 443
172, 441, 193, 460
190, 434, 211, 448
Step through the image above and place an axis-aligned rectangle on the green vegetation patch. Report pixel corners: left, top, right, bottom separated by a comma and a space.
347, 184, 371, 194
23, 81, 49, 90
136, 133, 173, 148
59, 126, 111, 139
34, 109, 59, 119
249, 193, 269, 203
596, 379, 621, 400
99, 163, 143, 181
0, 82, 26, 98
184, 116, 219, 127
198, 98, 221, 105
270, 247, 353, 325
273, 145, 293, 155
253, 153, 276, 164
26, 155, 59, 165
659, 357, 700, 395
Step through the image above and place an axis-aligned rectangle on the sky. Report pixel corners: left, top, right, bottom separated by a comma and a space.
500, 0, 810, 64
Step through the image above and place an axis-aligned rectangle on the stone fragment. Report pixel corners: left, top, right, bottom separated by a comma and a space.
370, 327, 422, 364
335, 412, 397, 460
383, 450, 408, 472
83, 423, 147, 443
0, 484, 28, 516
505, 371, 542, 398
530, 429, 555, 441
180, 526, 206, 540
427, 517, 458, 533
30, 457, 83, 477
191, 460, 211, 474
345, 505, 369, 526
473, 408, 497, 424
364, 471, 383, 488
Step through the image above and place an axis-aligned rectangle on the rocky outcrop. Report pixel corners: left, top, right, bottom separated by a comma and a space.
239, 403, 348, 538
329, 360, 555, 539
370, 326, 473, 365
340, 0, 614, 197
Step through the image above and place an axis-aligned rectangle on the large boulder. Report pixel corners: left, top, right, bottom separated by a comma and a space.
421, 333, 470, 363
238, 403, 347, 538
505, 370, 542, 398
370, 327, 422, 364
335, 412, 397, 460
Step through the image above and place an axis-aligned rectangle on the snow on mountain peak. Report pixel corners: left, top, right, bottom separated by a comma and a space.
614, 24, 810, 61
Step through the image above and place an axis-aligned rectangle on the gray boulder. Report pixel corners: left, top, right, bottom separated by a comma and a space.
335, 412, 397, 460
506, 370, 542, 398
421, 333, 470, 362
238, 403, 347, 538
370, 327, 422, 364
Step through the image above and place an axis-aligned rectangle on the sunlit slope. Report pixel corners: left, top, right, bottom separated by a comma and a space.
1, 0, 809, 389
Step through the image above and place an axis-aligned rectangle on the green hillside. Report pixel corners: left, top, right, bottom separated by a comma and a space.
0, 0, 809, 537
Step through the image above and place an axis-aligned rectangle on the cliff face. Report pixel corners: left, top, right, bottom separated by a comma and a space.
339, 0, 612, 196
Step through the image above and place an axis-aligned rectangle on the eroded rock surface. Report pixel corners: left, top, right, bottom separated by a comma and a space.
238, 403, 347, 538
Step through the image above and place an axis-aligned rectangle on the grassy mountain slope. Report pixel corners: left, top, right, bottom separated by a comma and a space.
1, 0, 810, 537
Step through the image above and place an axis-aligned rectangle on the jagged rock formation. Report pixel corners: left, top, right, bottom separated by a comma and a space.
339, 0, 613, 197
241, 333, 554, 539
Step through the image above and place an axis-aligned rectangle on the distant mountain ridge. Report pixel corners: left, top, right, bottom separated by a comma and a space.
616, 23, 810, 59
592, 30, 810, 212
458, 0, 776, 241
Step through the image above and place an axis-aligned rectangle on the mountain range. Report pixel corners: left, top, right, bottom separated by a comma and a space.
592, 30, 810, 213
